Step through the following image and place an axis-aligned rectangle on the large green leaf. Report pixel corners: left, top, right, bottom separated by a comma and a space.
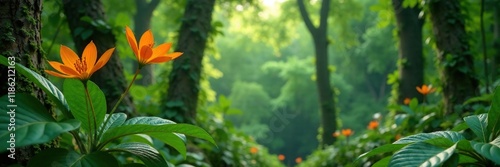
489, 86, 500, 141
464, 114, 488, 142
99, 124, 215, 149
64, 79, 106, 135
27, 148, 119, 167
0, 94, 80, 152
0, 56, 72, 118
389, 142, 457, 167
119, 116, 187, 158
372, 156, 391, 167
394, 131, 464, 144
471, 141, 500, 165
107, 142, 168, 167
99, 113, 127, 134
357, 144, 406, 160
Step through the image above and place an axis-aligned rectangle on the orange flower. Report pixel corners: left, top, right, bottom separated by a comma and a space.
295, 157, 302, 164
342, 129, 353, 137
367, 120, 379, 130
332, 131, 340, 137
45, 41, 114, 80
395, 134, 402, 140
416, 84, 435, 95
278, 154, 285, 161
250, 147, 258, 154
403, 97, 411, 105
125, 26, 183, 66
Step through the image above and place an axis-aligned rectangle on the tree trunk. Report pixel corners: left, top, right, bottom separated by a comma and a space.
62, 0, 136, 115
0, 0, 57, 165
133, 0, 160, 86
162, 0, 216, 124
492, 0, 500, 79
428, 0, 479, 115
392, 0, 424, 104
297, 0, 337, 146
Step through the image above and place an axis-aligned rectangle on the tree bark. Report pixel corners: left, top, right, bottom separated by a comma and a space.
492, 0, 500, 79
392, 0, 424, 104
62, 0, 136, 115
428, 0, 479, 115
133, 0, 160, 86
297, 0, 337, 146
162, 0, 216, 124
0, 0, 57, 165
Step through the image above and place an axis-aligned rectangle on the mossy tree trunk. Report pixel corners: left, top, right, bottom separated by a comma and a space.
62, 0, 136, 115
492, 0, 500, 80
133, 0, 160, 86
162, 0, 216, 124
428, 0, 479, 115
392, 0, 424, 103
297, 0, 337, 146
0, 0, 57, 165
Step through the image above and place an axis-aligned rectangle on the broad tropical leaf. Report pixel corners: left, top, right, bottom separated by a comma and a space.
372, 156, 391, 167
99, 113, 127, 134
64, 79, 106, 135
107, 142, 168, 167
0, 94, 80, 152
120, 116, 187, 158
464, 114, 488, 142
357, 144, 406, 160
0, 56, 72, 118
27, 148, 118, 167
389, 142, 457, 167
99, 124, 215, 149
471, 141, 500, 165
489, 86, 500, 141
394, 131, 464, 144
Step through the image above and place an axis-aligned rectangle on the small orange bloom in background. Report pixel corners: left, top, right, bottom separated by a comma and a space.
332, 131, 340, 137
367, 120, 379, 130
125, 26, 183, 66
295, 157, 302, 164
342, 129, 353, 137
45, 41, 114, 80
416, 84, 435, 95
278, 154, 285, 161
250, 147, 258, 154
403, 97, 411, 105
395, 134, 402, 140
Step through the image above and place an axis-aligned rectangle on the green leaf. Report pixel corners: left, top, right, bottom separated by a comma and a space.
100, 113, 127, 134
394, 131, 464, 144
120, 116, 187, 158
489, 86, 500, 141
0, 56, 72, 118
27, 148, 119, 167
0, 94, 80, 152
389, 142, 457, 167
471, 141, 500, 165
372, 156, 391, 167
464, 114, 488, 142
99, 124, 215, 149
64, 79, 106, 135
450, 122, 469, 132
442, 153, 458, 167
107, 142, 168, 167
357, 144, 406, 160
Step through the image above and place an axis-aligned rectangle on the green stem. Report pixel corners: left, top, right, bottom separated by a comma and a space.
84, 84, 98, 151
96, 68, 141, 141
70, 130, 87, 154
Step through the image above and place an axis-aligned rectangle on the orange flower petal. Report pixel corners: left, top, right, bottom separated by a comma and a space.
59, 65, 81, 76
147, 56, 171, 64
139, 29, 154, 49
151, 43, 172, 58
83, 41, 97, 73
140, 45, 153, 64
125, 26, 139, 57
91, 48, 115, 74
167, 52, 183, 60
45, 70, 73, 78
60, 45, 80, 67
